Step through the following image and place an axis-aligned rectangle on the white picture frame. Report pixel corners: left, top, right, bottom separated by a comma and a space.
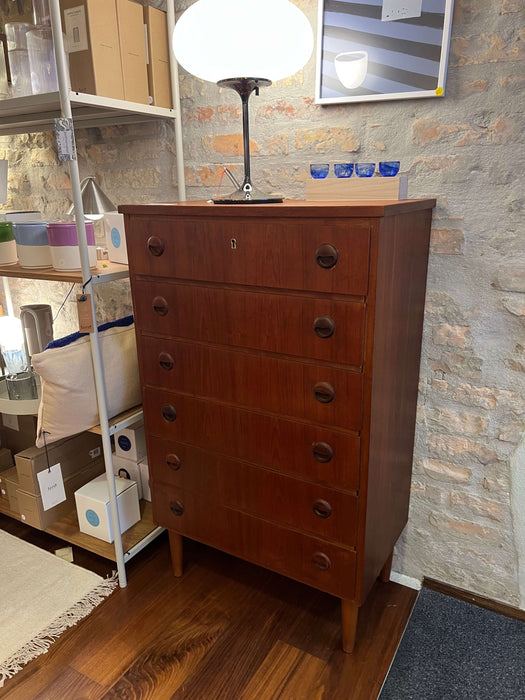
315, 0, 455, 105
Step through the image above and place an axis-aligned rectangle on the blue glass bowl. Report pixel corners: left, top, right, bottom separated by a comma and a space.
334, 163, 354, 178
355, 162, 376, 177
379, 161, 400, 177
310, 163, 330, 179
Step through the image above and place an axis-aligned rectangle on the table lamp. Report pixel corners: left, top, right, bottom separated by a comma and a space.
173, 0, 314, 203
67, 177, 117, 221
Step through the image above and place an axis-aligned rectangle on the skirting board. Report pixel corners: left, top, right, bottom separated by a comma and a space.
305, 175, 408, 201
390, 571, 422, 590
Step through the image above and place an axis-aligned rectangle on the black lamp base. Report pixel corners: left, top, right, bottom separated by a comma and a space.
214, 184, 283, 204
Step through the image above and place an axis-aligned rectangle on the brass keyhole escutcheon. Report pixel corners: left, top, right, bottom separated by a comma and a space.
231, 238, 237, 250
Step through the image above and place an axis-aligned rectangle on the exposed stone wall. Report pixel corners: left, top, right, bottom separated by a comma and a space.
1, 0, 523, 606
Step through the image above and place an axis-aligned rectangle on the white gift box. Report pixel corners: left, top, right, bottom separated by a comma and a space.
114, 421, 146, 462
75, 474, 140, 543
139, 457, 151, 502
103, 212, 128, 264
113, 452, 143, 499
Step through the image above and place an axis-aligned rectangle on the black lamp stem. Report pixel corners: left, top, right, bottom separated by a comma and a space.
215, 77, 282, 204
240, 82, 253, 187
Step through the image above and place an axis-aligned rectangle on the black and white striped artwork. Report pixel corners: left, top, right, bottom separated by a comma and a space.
315, 0, 454, 104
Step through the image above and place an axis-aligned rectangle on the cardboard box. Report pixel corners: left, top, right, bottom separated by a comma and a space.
139, 456, 151, 502
75, 473, 140, 542
61, 0, 125, 99
103, 212, 128, 264
0, 462, 10, 505
113, 452, 142, 499
15, 431, 103, 496
17, 458, 105, 530
0, 415, 38, 454
0, 448, 14, 470
116, 0, 149, 104
114, 421, 146, 462
1, 466, 19, 513
144, 5, 172, 109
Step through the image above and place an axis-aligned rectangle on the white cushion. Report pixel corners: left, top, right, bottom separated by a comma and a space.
33, 321, 141, 447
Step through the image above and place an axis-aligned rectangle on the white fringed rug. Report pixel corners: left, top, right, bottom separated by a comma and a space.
0, 529, 117, 687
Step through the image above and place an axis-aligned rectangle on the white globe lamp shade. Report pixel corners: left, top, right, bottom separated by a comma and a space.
173, 0, 314, 83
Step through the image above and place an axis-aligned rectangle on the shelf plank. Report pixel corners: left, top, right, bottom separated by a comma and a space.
0, 90, 176, 136
0, 260, 129, 284
0, 377, 40, 415
45, 500, 156, 561
88, 406, 143, 436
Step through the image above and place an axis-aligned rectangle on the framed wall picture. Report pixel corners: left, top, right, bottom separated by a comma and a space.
315, 0, 454, 104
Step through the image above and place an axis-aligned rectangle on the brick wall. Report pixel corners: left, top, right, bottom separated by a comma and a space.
1, 0, 524, 607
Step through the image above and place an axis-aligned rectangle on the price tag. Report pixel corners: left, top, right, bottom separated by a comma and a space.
76, 294, 95, 333
55, 118, 77, 161
37, 463, 66, 511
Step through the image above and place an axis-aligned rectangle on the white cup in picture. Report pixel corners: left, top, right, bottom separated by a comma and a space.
334, 51, 368, 90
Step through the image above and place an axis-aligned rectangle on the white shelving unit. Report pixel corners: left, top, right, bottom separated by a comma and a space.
0, 0, 186, 586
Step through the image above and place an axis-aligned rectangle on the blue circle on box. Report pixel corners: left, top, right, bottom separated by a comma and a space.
86, 509, 100, 527
118, 435, 132, 452
111, 227, 121, 249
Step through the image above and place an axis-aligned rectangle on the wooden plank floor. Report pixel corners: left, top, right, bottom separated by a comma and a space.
0, 515, 417, 700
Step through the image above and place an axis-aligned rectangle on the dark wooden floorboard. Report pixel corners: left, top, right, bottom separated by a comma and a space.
0, 518, 417, 700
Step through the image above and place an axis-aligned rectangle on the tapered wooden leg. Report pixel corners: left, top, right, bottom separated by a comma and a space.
379, 550, 394, 583
168, 531, 184, 577
341, 599, 359, 654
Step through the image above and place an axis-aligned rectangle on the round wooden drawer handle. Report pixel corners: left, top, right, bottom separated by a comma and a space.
170, 500, 184, 516
166, 453, 181, 471
152, 296, 169, 317
313, 316, 335, 339
162, 404, 177, 422
316, 243, 338, 269
313, 382, 335, 404
159, 352, 174, 371
312, 552, 331, 571
147, 236, 165, 256
312, 499, 332, 519
312, 442, 333, 463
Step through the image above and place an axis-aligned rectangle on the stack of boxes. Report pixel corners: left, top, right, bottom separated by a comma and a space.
0, 412, 150, 543
74, 420, 149, 542
15, 433, 105, 529
60, 0, 172, 107
0, 420, 106, 529
112, 420, 151, 502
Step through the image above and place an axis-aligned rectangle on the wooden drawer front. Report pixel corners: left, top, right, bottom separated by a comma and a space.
141, 337, 363, 431
152, 484, 357, 599
143, 388, 360, 491
132, 280, 365, 367
126, 216, 370, 296
148, 438, 358, 545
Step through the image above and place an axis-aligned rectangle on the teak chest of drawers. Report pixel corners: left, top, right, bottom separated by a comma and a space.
120, 199, 435, 652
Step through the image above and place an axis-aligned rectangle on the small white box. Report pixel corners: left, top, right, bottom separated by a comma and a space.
103, 212, 128, 264
113, 452, 142, 499
114, 421, 146, 462
75, 474, 140, 543
139, 457, 151, 501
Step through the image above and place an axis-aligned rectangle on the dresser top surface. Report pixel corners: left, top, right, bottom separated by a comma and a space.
119, 199, 436, 219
